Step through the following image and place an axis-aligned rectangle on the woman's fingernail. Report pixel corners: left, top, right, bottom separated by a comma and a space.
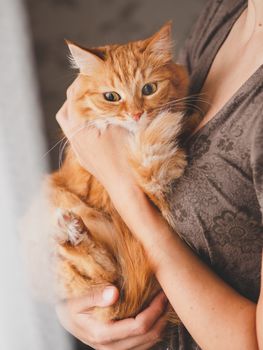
102, 287, 115, 302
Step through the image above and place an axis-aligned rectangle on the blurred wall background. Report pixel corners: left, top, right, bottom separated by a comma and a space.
23, 1, 207, 349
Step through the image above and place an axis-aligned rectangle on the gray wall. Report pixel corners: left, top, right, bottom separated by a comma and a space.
26, 0, 207, 169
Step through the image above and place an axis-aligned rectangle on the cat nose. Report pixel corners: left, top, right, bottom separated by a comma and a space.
132, 112, 143, 121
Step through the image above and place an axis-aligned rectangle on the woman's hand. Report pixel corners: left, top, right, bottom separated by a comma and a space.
56, 77, 136, 192
56, 286, 168, 350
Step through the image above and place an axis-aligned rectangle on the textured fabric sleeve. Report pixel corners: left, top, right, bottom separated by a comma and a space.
251, 113, 263, 224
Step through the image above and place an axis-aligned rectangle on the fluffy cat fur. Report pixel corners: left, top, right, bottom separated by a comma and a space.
44, 22, 192, 328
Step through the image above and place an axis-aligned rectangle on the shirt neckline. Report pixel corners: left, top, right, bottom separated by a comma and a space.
187, 0, 263, 145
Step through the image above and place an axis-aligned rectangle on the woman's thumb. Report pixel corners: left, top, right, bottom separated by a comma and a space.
56, 285, 119, 315
100, 286, 119, 306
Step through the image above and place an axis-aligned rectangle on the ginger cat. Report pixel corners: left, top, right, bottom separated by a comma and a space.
45, 22, 190, 325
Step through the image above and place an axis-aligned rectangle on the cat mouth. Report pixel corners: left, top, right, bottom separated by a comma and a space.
86, 112, 151, 134
87, 116, 138, 133
128, 111, 147, 122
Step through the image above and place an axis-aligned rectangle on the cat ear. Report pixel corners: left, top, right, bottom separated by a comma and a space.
145, 21, 173, 61
66, 40, 105, 75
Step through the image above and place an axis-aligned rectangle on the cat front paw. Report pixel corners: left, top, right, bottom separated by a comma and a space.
56, 209, 87, 246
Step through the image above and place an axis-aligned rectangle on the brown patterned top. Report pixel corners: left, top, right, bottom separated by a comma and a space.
166, 0, 263, 348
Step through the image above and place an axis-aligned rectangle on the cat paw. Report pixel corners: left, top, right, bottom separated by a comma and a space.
56, 209, 87, 246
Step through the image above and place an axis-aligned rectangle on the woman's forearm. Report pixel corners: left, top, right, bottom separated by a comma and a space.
108, 181, 258, 350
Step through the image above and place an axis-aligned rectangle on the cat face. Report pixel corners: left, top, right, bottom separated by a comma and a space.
67, 22, 188, 131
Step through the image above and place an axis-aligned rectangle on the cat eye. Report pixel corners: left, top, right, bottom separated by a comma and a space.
103, 92, 121, 102
142, 82, 157, 96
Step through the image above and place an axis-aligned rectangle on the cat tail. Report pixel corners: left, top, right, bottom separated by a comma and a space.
128, 110, 187, 226
110, 214, 160, 320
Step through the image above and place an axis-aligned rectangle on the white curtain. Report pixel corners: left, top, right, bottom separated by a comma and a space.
0, 0, 72, 349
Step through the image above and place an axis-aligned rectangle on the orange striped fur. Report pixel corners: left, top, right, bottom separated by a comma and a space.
45, 23, 191, 326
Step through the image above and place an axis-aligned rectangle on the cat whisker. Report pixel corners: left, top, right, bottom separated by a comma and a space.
42, 137, 67, 160
58, 122, 93, 168
151, 101, 206, 117
152, 93, 211, 113
149, 100, 209, 115
180, 92, 210, 100
58, 139, 69, 169
180, 102, 206, 115
169, 93, 210, 104
152, 101, 195, 112
176, 92, 209, 100
155, 95, 211, 110
176, 97, 211, 106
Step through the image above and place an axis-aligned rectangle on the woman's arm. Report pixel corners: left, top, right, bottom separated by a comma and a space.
106, 180, 259, 350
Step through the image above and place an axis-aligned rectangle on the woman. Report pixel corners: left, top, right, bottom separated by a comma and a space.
55, 0, 263, 348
